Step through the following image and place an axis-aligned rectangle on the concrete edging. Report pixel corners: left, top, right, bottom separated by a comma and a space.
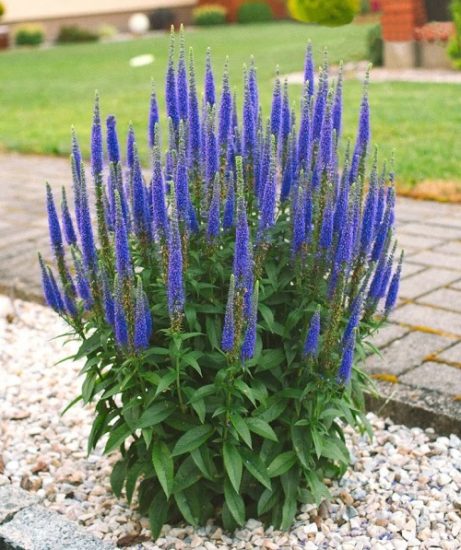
0, 485, 113, 550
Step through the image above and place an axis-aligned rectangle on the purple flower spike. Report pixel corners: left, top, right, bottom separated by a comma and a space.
177, 28, 188, 121
71, 129, 82, 182
270, 74, 282, 138
126, 124, 136, 169
106, 115, 120, 164
219, 61, 232, 150
233, 193, 250, 289
134, 280, 150, 351
337, 333, 355, 385
114, 278, 129, 348
223, 172, 235, 230
39, 254, 60, 312
132, 150, 148, 235
332, 65, 343, 141
166, 29, 178, 129
292, 183, 306, 255
48, 269, 65, 314
258, 139, 277, 240
248, 57, 259, 116
354, 76, 370, 158
304, 41, 315, 98
167, 204, 185, 318
280, 80, 291, 144
312, 69, 328, 142
243, 69, 256, 162
91, 94, 103, 179
73, 251, 93, 310
100, 266, 114, 326
148, 82, 160, 149
151, 146, 168, 239
241, 283, 259, 361
61, 187, 77, 246
46, 183, 63, 259
319, 200, 333, 251
343, 297, 362, 344
385, 253, 403, 314
297, 83, 311, 169
207, 175, 221, 240
205, 108, 218, 188
205, 47, 216, 107
303, 308, 320, 358
78, 167, 97, 271
188, 49, 201, 168
114, 191, 132, 278
221, 275, 235, 352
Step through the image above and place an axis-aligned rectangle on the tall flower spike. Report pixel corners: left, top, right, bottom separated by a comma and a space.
355, 71, 370, 158
115, 191, 132, 278
221, 274, 235, 353
78, 165, 97, 271
207, 175, 221, 240
46, 183, 63, 259
257, 137, 277, 240
91, 93, 103, 179
241, 282, 259, 361
72, 250, 93, 310
242, 67, 256, 162
270, 71, 282, 138
343, 296, 362, 344
187, 48, 201, 168
100, 264, 114, 326
337, 332, 355, 385
167, 188, 185, 320
132, 147, 148, 235
106, 115, 120, 164
292, 180, 306, 255
148, 81, 159, 148
219, 60, 232, 151
114, 276, 129, 348
61, 187, 77, 246
233, 160, 251, 290
126, 124, 136, 170
319, 199, 333, 251
297, 82, 311, 170
385, 252, 403, 314
360, 154, 378, 255
332, 63, 343, 141
166, 27, 178, 129
205, 106, 218, 189
303, 41, 315, 98
48, 269, 65, 314
280, 79, 291, 145
303, 308, 320, 358
205, 47, 216, 107
177, 25, 188, 121
223, 172, 235, 230
71, 128, 82, 182
134, 279, 150, 351
248, 57, 259, 116
39, 254, 60, 312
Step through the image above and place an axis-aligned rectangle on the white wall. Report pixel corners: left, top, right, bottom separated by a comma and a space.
3, 0, 195, 23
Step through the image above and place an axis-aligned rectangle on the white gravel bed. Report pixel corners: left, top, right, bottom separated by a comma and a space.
1, 295, 461, 550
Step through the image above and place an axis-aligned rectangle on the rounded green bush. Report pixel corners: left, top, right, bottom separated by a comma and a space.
56, 25, 99, 44
193, 4, 227, 26
288, 0, 360, 26
367, 24, 383, 66
237, 1, 273, 24
15, 25, 44, 47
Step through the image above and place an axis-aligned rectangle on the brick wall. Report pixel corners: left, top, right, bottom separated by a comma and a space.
381, 0, 427, 41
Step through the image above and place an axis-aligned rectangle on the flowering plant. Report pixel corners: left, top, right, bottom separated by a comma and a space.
40, 29, 401, 537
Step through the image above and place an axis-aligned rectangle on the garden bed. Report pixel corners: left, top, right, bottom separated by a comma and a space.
1, 296, 460, 549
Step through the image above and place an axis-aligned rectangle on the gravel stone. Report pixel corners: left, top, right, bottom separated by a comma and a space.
1, 297, 461, 548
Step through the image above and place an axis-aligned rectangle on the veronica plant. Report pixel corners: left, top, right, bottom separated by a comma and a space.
41, 29, 401, 537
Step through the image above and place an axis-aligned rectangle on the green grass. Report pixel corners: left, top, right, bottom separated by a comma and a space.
0, 21, 460, 189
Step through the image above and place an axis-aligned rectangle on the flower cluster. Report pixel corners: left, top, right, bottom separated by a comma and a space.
40, 28, 401, 534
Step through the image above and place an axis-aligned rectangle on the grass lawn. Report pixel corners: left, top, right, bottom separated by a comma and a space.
0, 21, 460, 194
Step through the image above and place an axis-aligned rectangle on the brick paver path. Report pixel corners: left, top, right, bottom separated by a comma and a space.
1, 153, 461, 400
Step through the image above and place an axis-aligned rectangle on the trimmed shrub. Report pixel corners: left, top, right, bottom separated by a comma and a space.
367, 24, 383, 66
40, 31, 401, 539
149, 8, 176, 30
448, 0, 461, 69
288, 0, 360, 26
56, 25, 99, 44
237, 1, 273, 23
15, 25, 44, 47
193, 4, 227, 26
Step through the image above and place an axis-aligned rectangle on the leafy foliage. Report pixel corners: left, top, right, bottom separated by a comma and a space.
15, 25, 44, 47
287, 0, 360, 26
448, 0, 461, 69
237, 2, 273, 24
367, 24, 383, 67
193, 4, 228, 26
40, 28, 400, 538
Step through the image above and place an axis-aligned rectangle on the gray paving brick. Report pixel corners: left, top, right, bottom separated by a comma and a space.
365, 330, 451, 375
398, 268, 461, 299
426, 216, 461, 229
398, 223, 461, 240
408, 250, 461, 272
437, 241, 461, 256
399, 362, 461, 396
367, 323, 409, 350
401, 262, 426, 280
392, 303, 461, 336
437, 342, 461, 364
451, 280, 461, 291
396, 233, 444, 250
418, 288, 461, 313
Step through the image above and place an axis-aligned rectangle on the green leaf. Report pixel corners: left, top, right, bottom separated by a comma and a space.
81, 372, 97, 403
305, 470, 331, 505
144, 346, 170, 358
223, 440, 242, 493
135, 401, 175, 429
246, 417, 278, 442
281, 468, 300, 529
104, 421, 131, 454
191, 445, 216, 480
255, 349, 285, 372
239, 447, 271, 490
257, 488, 278, 516
152, 440, 174, 498
311, 429, 323, 459
126, 461, 144, 504
173, 456, 202, 493
110, 459, 127, 498
291, 425, 310, 469
188, 384, 216, 404
172, 425, 214, 456
190, 398, 206, 424
148, 491, 168, 539
230, 413, 252, 448
175, 491, 199, 526
224, 478, 245, 526
267, 451, 297, 478
154, 369, 177, 397
321, 437, 350, 465
234, 380, 257, 406
258, 303, 274, 330
181, 353, 202, 376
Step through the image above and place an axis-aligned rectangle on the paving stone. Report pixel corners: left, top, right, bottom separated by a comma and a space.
399, 362, 461, 396
0, 486, 40, 525
398, 222, 461, 240
0, 505, 113, 549
401, 261, 426, 280
426, 215, 461, 229
396, 233, 444, 250
398, 268, 461, 299
451, 280, 461, 291
408, 250, 461, 271
365, 330, 452, 375
367, 323, 409, 350
392, 303, 461, 336
437, 241, 461, 256
437, 342, 461, 364
418, 287, 461, 313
